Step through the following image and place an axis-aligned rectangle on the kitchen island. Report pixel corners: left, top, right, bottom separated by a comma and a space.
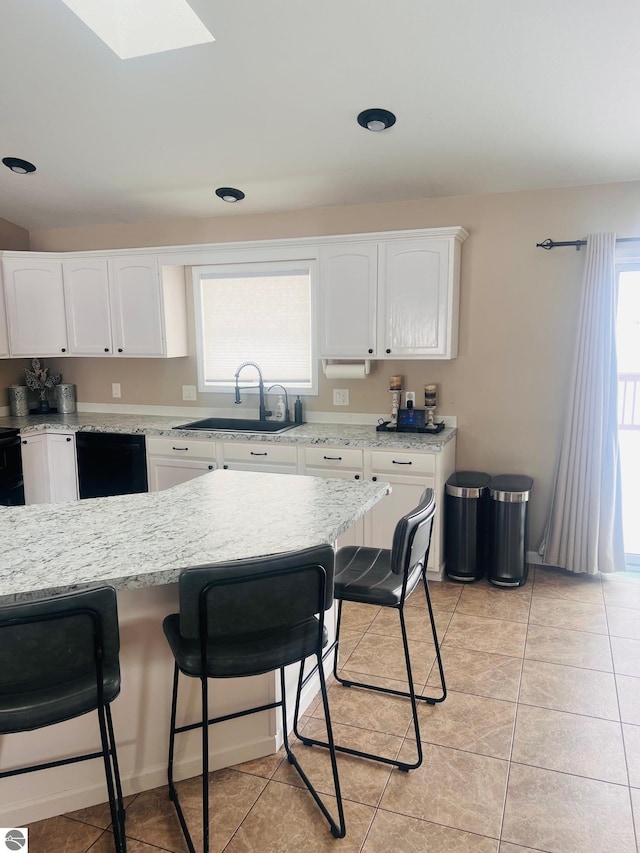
0, 469, 389, 825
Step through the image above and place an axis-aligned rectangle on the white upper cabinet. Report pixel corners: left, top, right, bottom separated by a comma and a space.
3, 259, 69, 357
63, 258, 113, 355
109, 257, 164, 356
318, 243, 377, 358
318, 228, 466, 360
0, 266, 9, 357
379, 238, 458, 358
109, 258, 187, 358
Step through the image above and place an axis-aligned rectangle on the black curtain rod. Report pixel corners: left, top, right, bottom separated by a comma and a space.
536, 237, 640, 251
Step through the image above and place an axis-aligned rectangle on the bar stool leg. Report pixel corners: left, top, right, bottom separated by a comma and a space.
421, 570, 447, 704
167, 665, 197, 853
288, 661, 346, 838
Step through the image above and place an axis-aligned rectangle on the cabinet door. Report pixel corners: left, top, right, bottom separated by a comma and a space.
378, 239, 453, 358
63, 258, 113, 355
364, 475, 436, 568
3, 259, 68, 357
318, 243, 377, 357
148, 457, 216, 492
21, 434, 50, 505
22, 433, 78, 504
0, 267, 9, 357
109, 257, 164, 356
47, 433, 79, 502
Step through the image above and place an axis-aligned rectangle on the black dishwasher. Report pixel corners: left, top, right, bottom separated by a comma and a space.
76, 432, 148, 499
0, 427, 25, 506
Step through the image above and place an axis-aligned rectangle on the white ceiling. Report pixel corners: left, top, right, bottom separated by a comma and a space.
2, 0, 640, 231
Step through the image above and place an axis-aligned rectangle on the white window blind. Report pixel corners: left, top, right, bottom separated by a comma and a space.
195, 265, 314, 389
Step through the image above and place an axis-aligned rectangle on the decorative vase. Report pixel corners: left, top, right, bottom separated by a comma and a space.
37, 396, 50, 414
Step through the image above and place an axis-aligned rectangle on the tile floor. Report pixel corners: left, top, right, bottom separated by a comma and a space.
23, 566, 640, 852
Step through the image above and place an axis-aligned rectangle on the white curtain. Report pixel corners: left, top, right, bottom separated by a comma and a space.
539, 233, 625, 574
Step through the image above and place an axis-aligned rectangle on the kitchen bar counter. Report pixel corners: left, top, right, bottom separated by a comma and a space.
0, 469, 388, 605
1, 470, 389, 825
0, 411, 456, 451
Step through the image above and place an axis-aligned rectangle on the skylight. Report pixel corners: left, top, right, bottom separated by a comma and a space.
60, 0, 215, 60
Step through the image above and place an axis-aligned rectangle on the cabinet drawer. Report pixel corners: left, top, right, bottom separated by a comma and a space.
304, 446, 363, 470
222, 442, 297, 465
368, 449, 435, 476
146, 436, 216, 460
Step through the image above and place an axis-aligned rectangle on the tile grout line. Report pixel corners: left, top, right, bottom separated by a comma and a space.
496, 564, 531, 848
605, 585, 640, 853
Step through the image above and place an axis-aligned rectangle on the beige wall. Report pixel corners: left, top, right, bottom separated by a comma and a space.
16, 181, 640, 546
0, 215, 29, 251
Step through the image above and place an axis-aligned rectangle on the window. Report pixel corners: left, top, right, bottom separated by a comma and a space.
193, 260, 316, 394
616, 255, 640, 566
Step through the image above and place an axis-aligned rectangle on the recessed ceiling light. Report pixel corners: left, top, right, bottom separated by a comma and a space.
60, 0, 215, 60
215, 187, 245, 203
2, 157, 37, 174
357, 108, 396, 132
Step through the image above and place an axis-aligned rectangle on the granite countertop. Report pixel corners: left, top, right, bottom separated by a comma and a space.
0, 469, 390, 605
0, 412, 456, 451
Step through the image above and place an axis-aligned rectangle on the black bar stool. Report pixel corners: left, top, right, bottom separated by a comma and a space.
162, 545, 345, 853
298, 488, 446, 771
0, 586, 126, 852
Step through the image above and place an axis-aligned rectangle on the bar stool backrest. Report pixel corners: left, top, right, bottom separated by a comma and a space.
178, 545, 335, 641
0, 586, 120, 733
389, 488, 436, 577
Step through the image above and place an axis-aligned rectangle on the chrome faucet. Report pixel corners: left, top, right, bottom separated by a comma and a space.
234, 361, 269, 421
267, 384, 290, 422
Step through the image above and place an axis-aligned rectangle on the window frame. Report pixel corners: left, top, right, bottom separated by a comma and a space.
192, 252, 318, 396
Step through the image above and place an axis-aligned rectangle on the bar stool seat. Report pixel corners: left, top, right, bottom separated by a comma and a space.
163, 614, 328, 677
334, 546, 424, 606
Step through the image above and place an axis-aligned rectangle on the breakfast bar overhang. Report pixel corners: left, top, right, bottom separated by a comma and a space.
0, 469, 390, 825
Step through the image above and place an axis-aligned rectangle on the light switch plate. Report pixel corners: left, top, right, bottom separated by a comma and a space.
182, 385, 197, 401
112, 383, 121, 398
333, 389, 349, 406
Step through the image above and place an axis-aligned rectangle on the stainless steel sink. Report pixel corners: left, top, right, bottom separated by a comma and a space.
172, 417, 299, 434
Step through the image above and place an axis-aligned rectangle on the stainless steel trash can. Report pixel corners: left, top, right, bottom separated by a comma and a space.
487, 474, 533, 588
445, 471, 491, 583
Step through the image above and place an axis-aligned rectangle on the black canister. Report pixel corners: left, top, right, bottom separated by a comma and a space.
294, 396, 304, 424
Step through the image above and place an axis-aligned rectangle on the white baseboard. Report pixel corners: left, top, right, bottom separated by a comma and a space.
2, 734, 277, 826
527, 550, 543, 565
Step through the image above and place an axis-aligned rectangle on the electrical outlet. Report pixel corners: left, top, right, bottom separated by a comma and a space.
405, 391, 416, 407
182, 385, 197, 402
333, 388, 349, 406
111, 383, 121, 399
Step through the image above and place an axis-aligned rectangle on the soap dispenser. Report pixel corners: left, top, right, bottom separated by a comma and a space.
275, 395, 286, 421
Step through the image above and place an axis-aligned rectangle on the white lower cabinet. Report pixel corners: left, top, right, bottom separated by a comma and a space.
21, 432, 78, 504
146, 437, 216, 491
221, 441, 297, 474
302, 446, 364, 548
364, 443, 455, 575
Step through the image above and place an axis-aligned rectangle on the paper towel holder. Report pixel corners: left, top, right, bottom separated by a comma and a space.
322, 359, 371, 379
